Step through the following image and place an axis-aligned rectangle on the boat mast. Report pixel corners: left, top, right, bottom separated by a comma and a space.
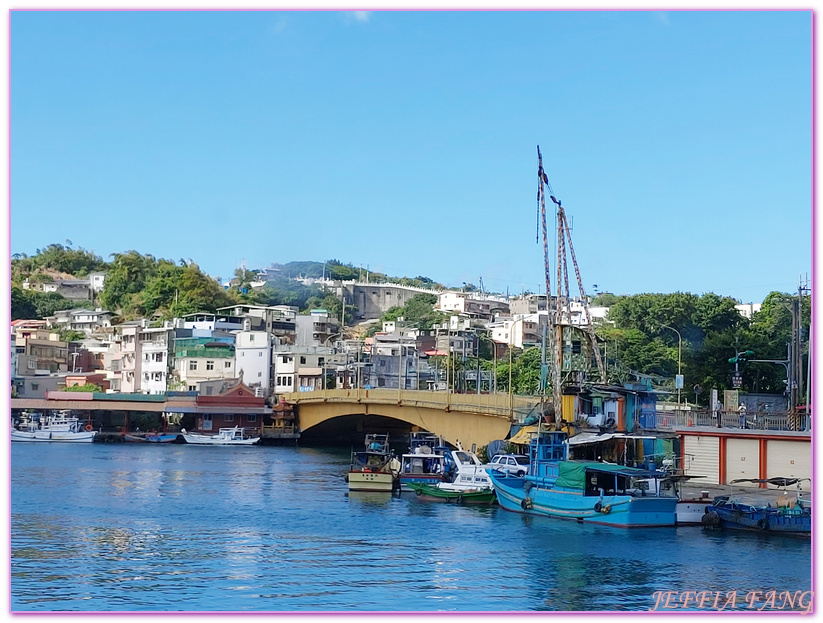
536, 147, 606, 428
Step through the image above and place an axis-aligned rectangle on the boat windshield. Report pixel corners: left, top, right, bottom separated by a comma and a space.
453, 452, 479, 466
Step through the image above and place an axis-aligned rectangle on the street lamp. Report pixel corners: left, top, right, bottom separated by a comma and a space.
660, 324, 682, 407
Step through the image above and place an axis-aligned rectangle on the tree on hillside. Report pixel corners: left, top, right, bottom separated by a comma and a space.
169, 263, 236, 316
379, 293, 444, 330
11, 286, 36, 319
100, 251, 158, 312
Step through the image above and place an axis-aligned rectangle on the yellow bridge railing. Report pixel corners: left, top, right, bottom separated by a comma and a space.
282, 389, 544, 422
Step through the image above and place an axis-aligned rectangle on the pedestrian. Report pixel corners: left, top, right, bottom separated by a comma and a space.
738, 403, 747, 429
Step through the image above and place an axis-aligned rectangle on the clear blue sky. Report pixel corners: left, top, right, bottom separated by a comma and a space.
10, 10, 812, 304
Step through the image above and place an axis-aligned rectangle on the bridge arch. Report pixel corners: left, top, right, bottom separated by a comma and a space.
287, 389, 516, 449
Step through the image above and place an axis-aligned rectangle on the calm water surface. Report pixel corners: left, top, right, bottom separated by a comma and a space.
11, 443, 812, 612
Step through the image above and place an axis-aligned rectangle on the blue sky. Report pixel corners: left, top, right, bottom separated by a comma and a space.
10, 10, 812, 304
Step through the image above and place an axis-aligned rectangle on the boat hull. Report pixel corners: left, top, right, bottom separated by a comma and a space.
145, 434, 180, 443
707, 503, 810, 536
491, 474, 677, 527
181, 435, 259, 445
408, 483, 496, 505
677, 501, 710, 526
348, 470, 395, 492
11, 430, 96, 443
399, 473, 446, 490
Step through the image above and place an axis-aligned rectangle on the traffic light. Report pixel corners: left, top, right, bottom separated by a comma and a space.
728, 350, 755, 364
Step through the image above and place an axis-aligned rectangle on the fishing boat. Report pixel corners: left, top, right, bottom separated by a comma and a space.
11, 412, 97, 443
398, 432, 450, 490
701, 477, 811, 536
180, 427, 260, 445
347, 434, 401, 492
488, 429, 678, 527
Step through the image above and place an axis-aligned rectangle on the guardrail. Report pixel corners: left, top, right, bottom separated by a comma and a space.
648, 410, 811, 433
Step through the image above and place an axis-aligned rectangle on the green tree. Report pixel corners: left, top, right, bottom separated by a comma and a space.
100, 251, 157, 312
11, 286, 36, 319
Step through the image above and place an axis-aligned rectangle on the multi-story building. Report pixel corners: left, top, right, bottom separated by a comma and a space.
235, 331, 273, 397
217, 304, 298, 345
46, 308, 114, 335
488, 314, 544, 349
139, 327, 173, 394
173, 337, 236, 392
295, 309, 339, 347
16, 336, 69, 375
437, 292, 510, 321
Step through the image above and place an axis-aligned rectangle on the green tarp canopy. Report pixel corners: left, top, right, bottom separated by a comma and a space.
554, 461, 661, 490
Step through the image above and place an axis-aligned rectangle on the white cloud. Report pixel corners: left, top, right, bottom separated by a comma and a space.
269, 17, 288, 34
652, 11, 670, 26
347, 11, 372, 23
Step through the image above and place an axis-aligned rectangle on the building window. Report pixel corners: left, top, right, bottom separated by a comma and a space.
248, 414, 257, 422
572, 341, 582, 354
242, 352, 245, 357
287, 376, 293, 386
300, 356, 306, 364
259, 352, 263, 357
188, 385, 197, 391
31, 383, 38, 391
225, 361, 231, 368
249, 334, 255, 342
318, 357, 325, 365
225, 414, 234, 422
258, 372, 262, 377
189, 361, 198, 371
206, 361, 214, 371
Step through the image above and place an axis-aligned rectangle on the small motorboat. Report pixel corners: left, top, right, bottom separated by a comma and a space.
407, 443, 497, 504
407, 482, 496, 505
180, 427, 260, 445
145, 433, 181, 443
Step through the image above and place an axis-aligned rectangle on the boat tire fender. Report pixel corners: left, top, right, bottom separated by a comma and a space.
603, 504, 611, 514
457, 495, 463, 504
85, 424, 93, 432
521, 497, 533, 511
415, 489, 423, 496
594, 502, 603, 513
757, 518, 769, 531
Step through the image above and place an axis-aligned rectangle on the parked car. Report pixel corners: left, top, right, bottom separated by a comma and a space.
489, 454, 530, 477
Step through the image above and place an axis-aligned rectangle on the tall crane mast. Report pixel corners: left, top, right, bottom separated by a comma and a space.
536, 147, 606, 422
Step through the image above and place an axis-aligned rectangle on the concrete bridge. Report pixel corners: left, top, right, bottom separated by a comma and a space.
283, 388, 543, 449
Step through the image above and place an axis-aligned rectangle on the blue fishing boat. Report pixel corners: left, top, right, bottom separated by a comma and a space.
488, 429, 678, 528
701, 477, 811, 536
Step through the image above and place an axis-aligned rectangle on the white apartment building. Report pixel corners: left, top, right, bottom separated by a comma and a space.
489, 314, 544, 349
235, 331, 272, 397
139, 327, 172, 394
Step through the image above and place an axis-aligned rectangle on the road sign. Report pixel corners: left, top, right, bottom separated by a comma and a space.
675, 374, 684, 390
732, 373, 742, 388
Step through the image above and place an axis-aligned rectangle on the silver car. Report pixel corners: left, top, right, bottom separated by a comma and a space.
489, 454, 530, 477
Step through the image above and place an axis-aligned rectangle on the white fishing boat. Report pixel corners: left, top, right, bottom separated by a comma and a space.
180, 427, 260, 445
11, 412, 96, 443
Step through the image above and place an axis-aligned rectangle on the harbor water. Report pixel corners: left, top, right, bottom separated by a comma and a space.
11, 443, 812, 612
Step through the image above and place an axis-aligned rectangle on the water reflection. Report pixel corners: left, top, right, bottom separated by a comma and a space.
11, 443, 812, 612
